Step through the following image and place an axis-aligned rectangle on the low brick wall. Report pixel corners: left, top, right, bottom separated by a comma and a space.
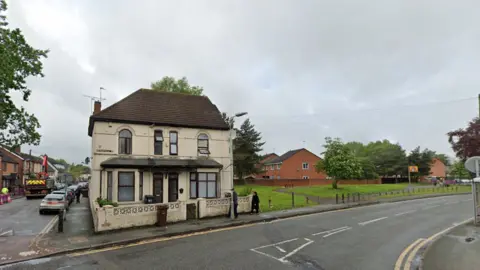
92, 201, 187, 232
198, 196, 252, 218
235, 178, 381, 187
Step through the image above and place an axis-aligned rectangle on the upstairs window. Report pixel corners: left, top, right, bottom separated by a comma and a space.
119, 129, 132, 154
154, 130, 163, 155
197, 133, 210, 154
169, 131, 178, 155
302, 162, 309, 170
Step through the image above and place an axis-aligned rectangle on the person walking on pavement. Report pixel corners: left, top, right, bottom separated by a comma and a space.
232, 188, 238, 218
75, 187, 81, 203
251, 191, 260, 214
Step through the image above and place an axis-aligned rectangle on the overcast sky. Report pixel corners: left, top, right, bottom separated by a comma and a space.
5, 0, 479, 163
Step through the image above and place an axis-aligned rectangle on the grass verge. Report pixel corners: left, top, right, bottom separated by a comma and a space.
237, 185, 315, 212
290, 184, 410, 198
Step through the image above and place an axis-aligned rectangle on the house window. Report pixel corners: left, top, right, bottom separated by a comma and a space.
302, 176, 309, 179
119, 129, 132, 155
269, 175, 274, 179
197, 133, 210, 154
190, 172, 217, 198
107, 171, 113, 201
277, 176, 280, 179
302, 162, 309, 170
118, 172, 135, 202
169, 131, 178, 155
139, 171, 143, 201
13, 164, 18, 172
2, 162, 6, 171
276, 164, 281, 170
154, 130, 163, 155
99, 171, 102, 198
270, 165, 274, 170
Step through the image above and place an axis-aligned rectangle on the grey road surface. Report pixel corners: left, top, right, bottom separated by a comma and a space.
1, 194, 473, 270
0, 198, 57, 263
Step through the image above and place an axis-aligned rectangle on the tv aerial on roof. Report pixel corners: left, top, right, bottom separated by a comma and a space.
83, 87, 107, 113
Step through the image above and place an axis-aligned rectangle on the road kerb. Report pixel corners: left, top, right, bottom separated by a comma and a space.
397, 217, 473, 270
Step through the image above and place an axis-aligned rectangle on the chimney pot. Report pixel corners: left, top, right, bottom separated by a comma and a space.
93, 101, 102, 114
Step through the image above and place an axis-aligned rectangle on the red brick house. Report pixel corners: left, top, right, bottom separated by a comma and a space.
258, 148, 327, 179
0, 146, 24, 186
429, 158, 446, 178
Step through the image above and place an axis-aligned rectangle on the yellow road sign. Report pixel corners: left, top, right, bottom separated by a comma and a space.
408, 166, 418, 173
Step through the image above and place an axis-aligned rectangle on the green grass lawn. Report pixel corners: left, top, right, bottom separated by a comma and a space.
236, 185, 315, 212
290, 184, 410, 198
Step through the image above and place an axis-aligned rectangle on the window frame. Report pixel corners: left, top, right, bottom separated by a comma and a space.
276, 164, 281, 170
169, 131, 178, 155
302, 176, 309, 179
154, 130, 163, 155
2, 162, 6, 171
189, 172, 217, 199
197, 133, 210, 155
118, 129, 132, 155
107, 171, 113, 201
302, 162, 309, 170
117, 171, 135, 202
13, 163, 18, 172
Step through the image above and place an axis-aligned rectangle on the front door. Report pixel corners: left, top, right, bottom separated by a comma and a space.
168, 173, 179, 202
153, 173, 163, 203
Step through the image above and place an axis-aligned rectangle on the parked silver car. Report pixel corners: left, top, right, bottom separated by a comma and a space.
39, 193, 68, 214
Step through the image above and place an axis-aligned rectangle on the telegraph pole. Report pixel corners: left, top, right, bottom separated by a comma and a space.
478, 93, 480, 117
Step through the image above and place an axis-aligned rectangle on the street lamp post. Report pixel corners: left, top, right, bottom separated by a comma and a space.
229, 112, 247, 220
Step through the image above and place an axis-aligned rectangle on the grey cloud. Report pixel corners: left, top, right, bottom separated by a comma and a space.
6, 0, 480, 162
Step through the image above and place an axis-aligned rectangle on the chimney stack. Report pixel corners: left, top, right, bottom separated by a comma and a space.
93, 101, 102, 114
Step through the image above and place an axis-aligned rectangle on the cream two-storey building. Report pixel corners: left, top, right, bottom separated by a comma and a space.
88, 89, 232, 207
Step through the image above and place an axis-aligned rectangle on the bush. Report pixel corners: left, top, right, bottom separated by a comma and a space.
238, 186, 253, 196
96, 197, 118, 207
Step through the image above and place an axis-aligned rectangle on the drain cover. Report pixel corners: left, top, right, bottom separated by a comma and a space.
465, 237, 475, 243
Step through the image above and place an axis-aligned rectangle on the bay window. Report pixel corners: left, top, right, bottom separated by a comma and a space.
190, 172, 217, 198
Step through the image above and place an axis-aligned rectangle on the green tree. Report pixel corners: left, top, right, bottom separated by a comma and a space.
449, 160, 471, 179
0, 0, 48, 147
365, 140, 408, 177
221, 112, 234, 129
408, 147, 435, 180
68, 164, 91, 179
316, 137, 362, 189
344, 142, 378, 179
233, 119, 265, 182
150, 76, 203, 96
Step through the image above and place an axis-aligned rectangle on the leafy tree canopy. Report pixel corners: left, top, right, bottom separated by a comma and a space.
150, 76, 203, 96
0, 0, 48, 147
448, 117, 480, 161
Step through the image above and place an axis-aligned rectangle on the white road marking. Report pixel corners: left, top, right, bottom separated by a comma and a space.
444, 201, 459, 205
279, 238, 314, 263
461, 199, 472, 202
323, 227, 352, 238
422, 205, 440, 210
394, 210, 416, 216
0, 230, 13, 236
251, 238, 298, 250
358, 216, 388, 226
312, 226, 349, 236
275, 246, 286, 253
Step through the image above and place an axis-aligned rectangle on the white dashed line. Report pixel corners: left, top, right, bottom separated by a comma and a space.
323, 227, 352, 238
394, 210, 416, 216
358, 217, 388, 226
275, 246, 286, 253
252, 238, 298, 250
312, 226, 349, 236
444, 201, 459, 205
278, 238, 314, 263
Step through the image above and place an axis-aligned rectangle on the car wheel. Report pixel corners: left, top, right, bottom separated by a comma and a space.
39, 210, 43, 215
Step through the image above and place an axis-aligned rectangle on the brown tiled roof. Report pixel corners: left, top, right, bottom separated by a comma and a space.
264, 148, 321, 164
88, 89, 229, 136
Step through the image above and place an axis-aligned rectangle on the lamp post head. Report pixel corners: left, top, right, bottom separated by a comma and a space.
234, 112, 248, 117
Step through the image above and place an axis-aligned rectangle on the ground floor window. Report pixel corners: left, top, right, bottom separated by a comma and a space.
190, 172, 217, 198
118, 172, 135, 202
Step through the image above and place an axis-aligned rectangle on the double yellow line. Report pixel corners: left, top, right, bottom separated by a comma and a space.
29, 216, 59, 249
394, 217, 473, 270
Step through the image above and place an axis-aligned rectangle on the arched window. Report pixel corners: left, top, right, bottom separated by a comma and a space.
119, 129, 132, 154
197, 133, 209, 154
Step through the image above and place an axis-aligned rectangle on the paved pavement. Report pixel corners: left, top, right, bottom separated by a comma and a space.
0, 197, 57, 263
422, 220, 480, 270
0, 194, 473, 270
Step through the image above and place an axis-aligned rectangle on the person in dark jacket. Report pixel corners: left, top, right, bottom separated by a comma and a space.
251, 191, 260, 214
75, 188, 81, 203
